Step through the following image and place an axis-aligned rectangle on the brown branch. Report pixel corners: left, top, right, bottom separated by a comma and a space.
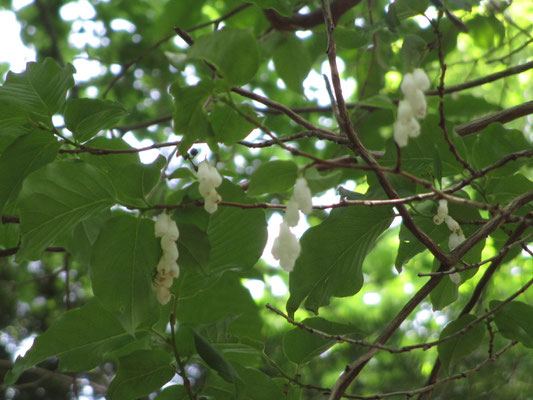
454, 100, 533, 136
328, 190, 533, 400
0, 359, 107, 394
0, 246, 66, 258
425, 60, 533, 96
59, 141, 180, 155
264, 0, 362, 31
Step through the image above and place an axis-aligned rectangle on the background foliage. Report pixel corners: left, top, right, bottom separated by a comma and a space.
0, 0, 532, 399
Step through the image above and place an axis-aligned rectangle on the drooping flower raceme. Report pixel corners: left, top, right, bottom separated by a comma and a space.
433, 199, 466, 252
152, 212, 180, 305
197, 160, 222, 214
271, 177, 312, 272
271, 221, 301, 272
394, 68, 430, 147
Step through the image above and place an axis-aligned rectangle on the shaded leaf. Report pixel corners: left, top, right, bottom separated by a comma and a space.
273, 35, 312, 93
189, 28, 260, 85
491, 300, 533, 348
65, 98, 127, 143
209, 102, 256, 145
4, 300, 131, 385
247, 160, 298, 196
0, 58, 74, 118
283, 317, 365, 364
287, 204, 393, 316
0, 131, 60, 213
107, 349, 174, 400
90, 215, 161, 333
17, 160, 115, 261
194, 330, 240, 383
438, 314, 485, 373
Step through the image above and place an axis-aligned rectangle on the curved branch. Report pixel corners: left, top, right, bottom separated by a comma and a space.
264, 0, 362, 31
454, 101, 533, 136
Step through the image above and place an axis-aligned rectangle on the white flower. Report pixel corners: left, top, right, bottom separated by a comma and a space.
284, 199, 300, 227
400, 73, 417, 97
161, 236, 179, 261
397, 100, 414, 122
449, 231, 466, 250
405, 89, 427, 119
433, 215, 444, 225
153, 284, 171, 305
449, 272, 461, 285
292, 177, 313, 215
272, 222, 301, 272
413, 68, 430, 91
197, 160, 223, 214
394, 121, 410, 147
444, 215, 461, 233
437, 200, 448, 219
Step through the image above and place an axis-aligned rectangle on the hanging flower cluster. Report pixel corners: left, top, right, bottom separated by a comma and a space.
152, 212, 180, 305
433, 199, 466, 251
197, 160, 222, 214
272, 177, 312, 272
394, 69, 430, 147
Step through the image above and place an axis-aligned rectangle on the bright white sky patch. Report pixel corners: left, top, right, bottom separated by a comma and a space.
60, 0, 97, 21
243, 279, 265, 300
267, 275, 288, 296
363, 292, 381, 305
0, 11, 36, 73
110, 18, 136, 33
72, 57, 105, 82
13, 334, 36, 361
122, 132, 160, 164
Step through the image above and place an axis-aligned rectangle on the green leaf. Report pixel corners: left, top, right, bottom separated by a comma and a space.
0, 131, 60, 213
485, 174, 533, 213
177, 272, 263, 341
283, 317, 365, 364
287, 204, 393, 316
65, 98, 127, 143
169, 167, 195, 180
470, 123, 531, 176
334, 26, 373, 49
401, 34, 427, 71
194, 330, 241, 383
490, 301, 533, 348
4, 300, 131, 385
155, 386, 189, 400
17, 160, 115, 261
189, 28, 260, 85
107, 349, 174, 400
0, 58, 74, 117
207, 181, 267, 273
467, 15, 505, 49
247, 160, 298, 196
303, 168, 343, 195
248, 0, 293, 16
112, 156, 166, 207
177, 223, 210, 272
90, 215, 161, 333
273, 35, 312, 93
171, 81, 213, 155
437, 314, 485, 373
209, 103, 256, 145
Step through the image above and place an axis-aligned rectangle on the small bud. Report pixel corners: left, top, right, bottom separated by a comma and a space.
293, 177, 313, 215
285, 199, 300, 227
449, 272, 461, 285
413, 68, 430, 91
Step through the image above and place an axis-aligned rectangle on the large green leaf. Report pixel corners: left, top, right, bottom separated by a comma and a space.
0, 131, 60, 213
65, 98, 127, 143
189, 28, 260, 85
90, 214, 161, 333
177, 272, 263, 341
490, 301, 533, 348
437, 314, 485, 373
247, 160, 298, 196
273, 35, 312, 93
283, 317, 365, 364
248, 0, 293, 16
107, 349, 174, 400
4, 300, 131, 385
194, 331, 241, 383
17, 160, 115, 260
287, 204, 393, 317
470, 123, 531, 176
0, 58, 74, 117
209, 102, 256, 145
155, 386, 189, 400
171, 81, 213, 155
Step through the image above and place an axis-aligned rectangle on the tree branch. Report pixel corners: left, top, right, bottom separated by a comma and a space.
454, 100, 533, 136
264, 0, 362, 31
